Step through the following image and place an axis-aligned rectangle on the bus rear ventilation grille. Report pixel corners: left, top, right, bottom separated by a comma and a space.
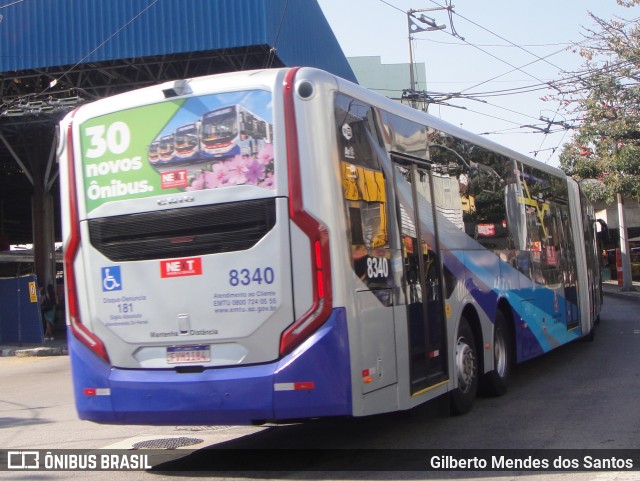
88, 198, 276, 261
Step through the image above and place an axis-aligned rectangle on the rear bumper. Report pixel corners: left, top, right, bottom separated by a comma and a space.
70, 308, 351, 424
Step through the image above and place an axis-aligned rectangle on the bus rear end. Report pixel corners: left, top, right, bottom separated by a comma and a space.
59, 68, 351, 425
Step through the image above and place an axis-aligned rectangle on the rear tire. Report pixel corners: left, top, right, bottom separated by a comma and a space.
481, 310, 513, 396
450, 317, 478, 415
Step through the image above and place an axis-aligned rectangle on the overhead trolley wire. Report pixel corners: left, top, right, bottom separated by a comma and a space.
378, 0, 406, 15
375, 0, 567, 133
428, 0, 568, 73
373, 0, 632, 162
376, 0, 569, 97
416, 38, 576, 48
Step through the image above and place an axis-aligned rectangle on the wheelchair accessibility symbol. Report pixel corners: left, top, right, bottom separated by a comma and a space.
101, 266, 122, 292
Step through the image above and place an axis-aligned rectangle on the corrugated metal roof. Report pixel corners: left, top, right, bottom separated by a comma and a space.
0, 0, 355, 82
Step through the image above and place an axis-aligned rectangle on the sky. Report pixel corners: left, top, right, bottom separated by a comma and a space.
316, 0, 634, 168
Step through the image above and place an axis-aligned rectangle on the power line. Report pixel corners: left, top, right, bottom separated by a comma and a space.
388, 3, 640, 103
374, 0, 635, 164
378, 0, 406, 15
376, 0, 571, 94
425, 0, 640, 98
415, 37, 575, 48
428, 0, 568, 74
543, 128, 571, 164
375, 1, 571, 135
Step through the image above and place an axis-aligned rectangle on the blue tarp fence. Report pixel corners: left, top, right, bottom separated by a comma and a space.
0, 275, 44, 344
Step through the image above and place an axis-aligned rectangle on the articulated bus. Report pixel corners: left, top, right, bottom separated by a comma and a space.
59, 67, 602, 425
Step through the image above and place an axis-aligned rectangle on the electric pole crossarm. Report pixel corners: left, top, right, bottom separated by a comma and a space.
406, 6, 447, 110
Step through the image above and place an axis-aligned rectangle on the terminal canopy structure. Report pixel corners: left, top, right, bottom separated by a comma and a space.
0, 0, 355, 282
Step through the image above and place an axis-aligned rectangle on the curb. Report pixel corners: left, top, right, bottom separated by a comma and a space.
602, 281, 640, 302
15, 346, 69, 357
0, 346, 68, 357
602, 290, 640, 302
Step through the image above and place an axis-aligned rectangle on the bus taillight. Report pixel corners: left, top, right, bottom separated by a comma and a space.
64, 117, 110, 364
279, 68, 333, 356
69, 315, 110, 362
279, 227, 332, 356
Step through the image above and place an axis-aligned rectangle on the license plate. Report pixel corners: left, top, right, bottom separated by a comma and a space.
166, 345, 211, 364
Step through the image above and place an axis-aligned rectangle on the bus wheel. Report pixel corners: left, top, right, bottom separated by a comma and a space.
450, 317, 478, 415
580, 316, 596, 342
481, 310, 512, 396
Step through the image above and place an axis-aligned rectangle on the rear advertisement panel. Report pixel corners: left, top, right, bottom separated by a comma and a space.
75, 89, 290, 368
79, 90, 275, 213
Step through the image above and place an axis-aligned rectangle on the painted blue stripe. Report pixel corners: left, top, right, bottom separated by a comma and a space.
70, 308, 351, 425
394, 172, 582, 362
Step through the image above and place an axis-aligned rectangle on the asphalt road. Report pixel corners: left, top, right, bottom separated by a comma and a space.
0, 291, 638, 480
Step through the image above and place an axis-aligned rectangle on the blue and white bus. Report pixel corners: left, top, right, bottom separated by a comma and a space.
173, 122, 200, 162
147, 140, 160, 166
59, 67, 602, 425
200, 104, 271, 159
157, 133, 175, 164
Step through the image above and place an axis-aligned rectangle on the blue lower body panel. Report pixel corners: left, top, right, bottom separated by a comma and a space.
70, 308, 352, 425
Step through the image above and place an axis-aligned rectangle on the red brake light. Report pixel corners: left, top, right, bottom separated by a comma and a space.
64, 114, 110, 363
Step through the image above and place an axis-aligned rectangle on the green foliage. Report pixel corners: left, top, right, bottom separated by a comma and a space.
559, 1, 640, 202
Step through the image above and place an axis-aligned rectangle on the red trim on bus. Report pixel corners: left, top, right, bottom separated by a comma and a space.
64, 113, 110, 363
279, 67, 333, 356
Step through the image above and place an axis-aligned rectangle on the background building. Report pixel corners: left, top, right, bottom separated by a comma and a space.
348, 56, 428, 111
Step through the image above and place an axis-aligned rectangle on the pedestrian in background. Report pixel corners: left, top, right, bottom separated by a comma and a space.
41, 282, 57, 341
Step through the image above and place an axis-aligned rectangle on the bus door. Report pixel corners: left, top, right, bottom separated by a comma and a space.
557, 200, 580, 330
392, 155, 448, 395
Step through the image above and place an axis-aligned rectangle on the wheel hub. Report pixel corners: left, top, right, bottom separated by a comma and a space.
455, 337, 475, 393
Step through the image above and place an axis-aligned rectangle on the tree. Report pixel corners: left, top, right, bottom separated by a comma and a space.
558, 0, 640, 290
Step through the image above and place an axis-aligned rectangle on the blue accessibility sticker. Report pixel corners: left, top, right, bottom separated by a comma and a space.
101, 266, 122, 292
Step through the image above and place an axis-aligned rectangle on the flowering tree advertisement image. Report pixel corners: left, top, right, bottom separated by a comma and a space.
80, 90, 274, 213
186, 143, 274, 191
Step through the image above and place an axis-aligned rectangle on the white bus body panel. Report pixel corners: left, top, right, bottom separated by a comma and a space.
63, 69, 303, 369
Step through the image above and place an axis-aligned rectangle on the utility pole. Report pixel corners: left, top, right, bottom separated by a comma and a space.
406, 8, 446, 109
617, 194, 634, 291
